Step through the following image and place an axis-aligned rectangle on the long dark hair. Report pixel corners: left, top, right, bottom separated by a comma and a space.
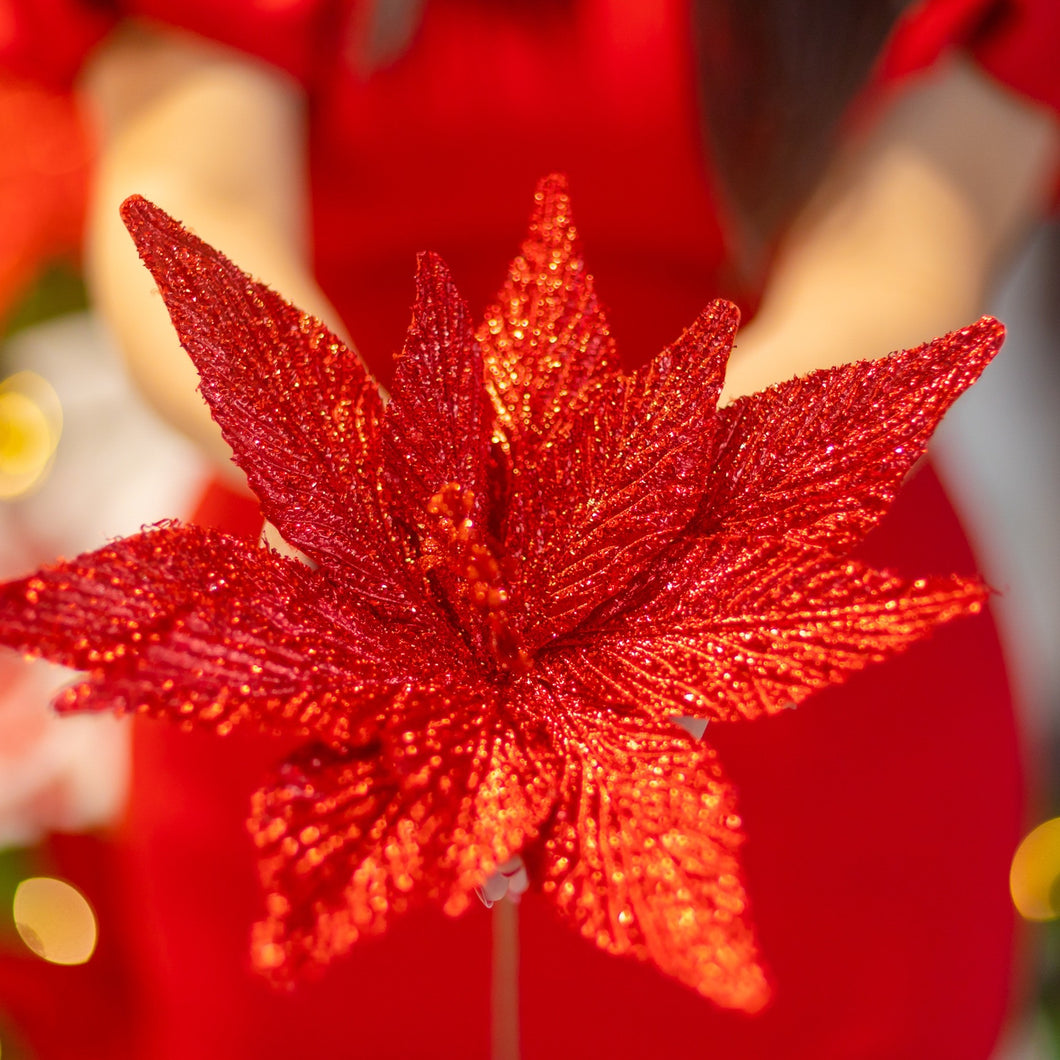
374, 0, 941, 271
692, 0, 914, 273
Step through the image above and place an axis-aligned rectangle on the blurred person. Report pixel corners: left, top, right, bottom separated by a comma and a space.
0, 46, 207, 1060
0, 62, 203, 853
1, 1, 1058, 1057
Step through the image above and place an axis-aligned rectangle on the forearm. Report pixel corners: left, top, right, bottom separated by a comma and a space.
722, 59, 1059, 403
80, 23, 343, 478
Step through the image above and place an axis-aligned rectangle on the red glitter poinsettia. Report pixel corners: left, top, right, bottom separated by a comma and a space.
0, 176, 1002, 1012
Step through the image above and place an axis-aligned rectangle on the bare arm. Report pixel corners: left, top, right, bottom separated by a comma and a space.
80, 23, 343, 481
81, 32, 1059, 441
722, 58, 1060, 403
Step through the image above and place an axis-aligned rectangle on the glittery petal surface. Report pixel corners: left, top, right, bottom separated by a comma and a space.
381, 253, 502, 644
384, 252, 491, 522
120, 196, 412, 604
522, 300, 737, 643
0, 178, 1005, 1010
0, 523, 410, 742
480, 173, 617, 445
249, 686, 557, 980
702, 318, 1004, 553
535, 704, 767, 1010
562, 546, 988, 723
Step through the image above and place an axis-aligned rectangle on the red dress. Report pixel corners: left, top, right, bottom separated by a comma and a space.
1, 1, 1056, 1056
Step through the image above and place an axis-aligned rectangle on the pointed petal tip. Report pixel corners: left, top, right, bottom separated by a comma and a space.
910, 313, 1005, 362
729, 970, 772, 1014
893, 313, 1007, 394
661, 297, 740, 376
702, 297, 742, 336
411, 250, 466, 310
119, 193, 168, 236
969, 313, 1004, 338
529, 173, 578, 244
967, 314, 1006, 353
414, 248, 452, 279
118, 195, 199, 267
691, 953, 770, 1012
717, 296, 742, 322
535, 172, 570, 197
118, 192, 149, 221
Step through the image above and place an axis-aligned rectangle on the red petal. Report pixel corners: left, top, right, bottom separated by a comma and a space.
384, 253, 492, 518
0, 523, 421, 742
536, 709, 767, 1010
566, 545, 987, 723
520, 301, 737, 644
382, 252, 506, 648
249, 684, 557, 981
703, 317, 1004, 551
416, 482, 530, 670
120, 196, 410, 603
480, 174, 617, 446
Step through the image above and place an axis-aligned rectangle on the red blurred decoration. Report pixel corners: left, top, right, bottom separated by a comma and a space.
0, 833, 140, 1060
0, 73, 88, 325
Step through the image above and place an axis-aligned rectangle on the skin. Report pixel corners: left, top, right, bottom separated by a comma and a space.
80, 22, 1059, 477
723, 58, 1060, 402
81, 24, 345, 485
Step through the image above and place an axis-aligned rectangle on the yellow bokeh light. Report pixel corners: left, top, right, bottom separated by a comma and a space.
0, 370, 62, 499
1010, 816, 1060, 921
12, 876, 98, 965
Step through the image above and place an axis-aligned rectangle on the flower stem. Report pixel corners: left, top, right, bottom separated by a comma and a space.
491, 898, 520, 1060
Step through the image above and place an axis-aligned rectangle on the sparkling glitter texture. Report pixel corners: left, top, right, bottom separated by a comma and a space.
0, 176, 1003, 1013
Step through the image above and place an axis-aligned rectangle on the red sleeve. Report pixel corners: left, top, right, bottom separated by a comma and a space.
969, 0, 1060, 115
0, 0, 360, 91
125, 0, 357, 88
878, 0, 1060, 119
0, 0, 116, 89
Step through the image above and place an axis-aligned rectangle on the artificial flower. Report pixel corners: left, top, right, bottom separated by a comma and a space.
0, 176, 1002, 1011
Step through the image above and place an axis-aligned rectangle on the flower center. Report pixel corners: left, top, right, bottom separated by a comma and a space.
423, 483, 531, 674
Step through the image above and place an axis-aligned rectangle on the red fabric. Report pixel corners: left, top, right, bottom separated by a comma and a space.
190, 476, 264, 541
879, 0, 1060, 115
306, 0, 734, 384
971, 0, 1060, 113
129, 0, 347, 87
877, 0, 997, 80
0, 0, 1051, 1056
0, 0, 114, 89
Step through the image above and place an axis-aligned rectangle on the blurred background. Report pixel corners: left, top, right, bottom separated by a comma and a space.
0, 3, 1059, 1057
935, 221, 1060, 1058
0, 69, 209, 1059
